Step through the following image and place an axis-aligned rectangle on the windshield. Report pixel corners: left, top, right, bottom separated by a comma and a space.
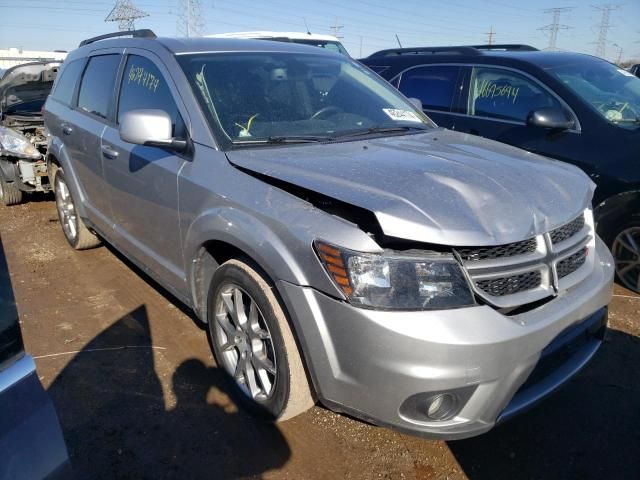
290, 39, 349, 56
177, 52, 433, 146
546, 59, 640, 127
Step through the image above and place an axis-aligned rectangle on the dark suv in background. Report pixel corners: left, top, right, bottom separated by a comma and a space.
361, 45, 640, 291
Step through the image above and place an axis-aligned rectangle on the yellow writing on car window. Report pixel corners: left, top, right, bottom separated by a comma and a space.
127, 64, 160, 93
477, 79, 519, 104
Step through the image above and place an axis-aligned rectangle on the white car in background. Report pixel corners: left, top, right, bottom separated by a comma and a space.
206, 31, 350, 56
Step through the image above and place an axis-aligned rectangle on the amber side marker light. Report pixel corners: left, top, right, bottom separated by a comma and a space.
315, 242, 353, 296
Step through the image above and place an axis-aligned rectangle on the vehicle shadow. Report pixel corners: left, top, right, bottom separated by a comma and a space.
47, 305, 290, 479
448, 328, 640, 480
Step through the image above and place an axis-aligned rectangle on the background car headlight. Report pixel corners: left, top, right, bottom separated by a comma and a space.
0, 126, 41, 159
315, 241, 475, 310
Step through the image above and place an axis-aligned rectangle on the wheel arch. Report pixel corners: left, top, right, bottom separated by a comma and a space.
594, 189, 640, 245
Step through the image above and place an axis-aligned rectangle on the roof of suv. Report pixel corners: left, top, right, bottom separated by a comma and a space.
361, 45, 609, 73
69, 31, 338, 61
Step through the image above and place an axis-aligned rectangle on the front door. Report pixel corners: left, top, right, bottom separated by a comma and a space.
452, 66, 592, 174
101, 51, 190, 290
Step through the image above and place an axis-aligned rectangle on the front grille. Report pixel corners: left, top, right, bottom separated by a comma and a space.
550, 214, 585, 244
476, 271, 542, 297
459, 213, 590, 308
557, 248, 588, 279
456, 238, 537, 262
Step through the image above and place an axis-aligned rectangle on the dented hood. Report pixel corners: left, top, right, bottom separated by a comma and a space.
226, 129, 595, 246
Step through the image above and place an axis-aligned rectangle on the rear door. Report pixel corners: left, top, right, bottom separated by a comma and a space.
62, 52, 122, 231
395, 65, 464, 126
100, 51, 189, 290
452, 66, 591, 172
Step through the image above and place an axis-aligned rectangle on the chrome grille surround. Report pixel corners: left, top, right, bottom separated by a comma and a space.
456, 211, 595, 308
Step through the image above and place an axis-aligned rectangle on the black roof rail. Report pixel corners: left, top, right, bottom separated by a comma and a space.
79, 29, 157, 47
368, 44, 539, 58
469, 44, 539, 51
368, 46, 481, 58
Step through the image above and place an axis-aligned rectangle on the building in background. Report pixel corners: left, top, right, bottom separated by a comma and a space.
0, 48, 67, 69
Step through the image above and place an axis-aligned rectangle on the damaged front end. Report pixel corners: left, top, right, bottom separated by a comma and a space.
0, 62, 60, 205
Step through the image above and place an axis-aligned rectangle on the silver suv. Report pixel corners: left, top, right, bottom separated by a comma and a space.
44, 30, 613, 439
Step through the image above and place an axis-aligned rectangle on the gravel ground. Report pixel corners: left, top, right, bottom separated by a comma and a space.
1, 197, 638, 480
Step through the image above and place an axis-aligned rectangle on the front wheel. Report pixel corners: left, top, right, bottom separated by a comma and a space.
611, 221, 640, 292
54, 170, 101, 250
0, 178, 23, 206
207, 259, 314, 421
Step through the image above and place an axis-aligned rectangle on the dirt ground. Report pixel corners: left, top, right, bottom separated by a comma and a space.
1, 197, 638, 480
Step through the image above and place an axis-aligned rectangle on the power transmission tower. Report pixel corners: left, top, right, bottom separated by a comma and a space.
330, 17, 344, 39
485, 26, 496, 45
593, 4, 620, 59
539, 7, 573, 51
105, 0, 148, 31
177, 0, 206, 37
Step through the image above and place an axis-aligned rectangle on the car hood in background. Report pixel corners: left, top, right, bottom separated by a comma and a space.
0, 62, 60, 114
226, 129, 595, 246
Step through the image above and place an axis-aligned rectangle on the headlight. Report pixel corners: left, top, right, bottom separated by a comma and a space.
0, 126, 41, 159
315, 241, 475, 310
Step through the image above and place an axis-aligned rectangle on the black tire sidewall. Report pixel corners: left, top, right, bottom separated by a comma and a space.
207, 260, 291, 420
54, 170, 80, 249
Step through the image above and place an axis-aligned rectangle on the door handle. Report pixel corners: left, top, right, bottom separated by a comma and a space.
101, 145, 119, 159
61, 124, 73, 135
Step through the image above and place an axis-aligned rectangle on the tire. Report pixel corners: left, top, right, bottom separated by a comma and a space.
0, 178, 23, 206
609, 217, 640, 293
54, 170, 101, 250
207, 258, 314, 421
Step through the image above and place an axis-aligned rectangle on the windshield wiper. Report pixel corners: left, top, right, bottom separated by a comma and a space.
266, 135, 332, 143
333, 125, 429, 139
613, 117, 640, 124
234, 135, 332, 145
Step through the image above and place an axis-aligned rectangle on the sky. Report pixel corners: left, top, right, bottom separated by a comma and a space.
0, 0, 638, 62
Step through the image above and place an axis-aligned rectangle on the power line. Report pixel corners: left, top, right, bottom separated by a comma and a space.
177, 0, 205, 37
593, 4, 620, 59
105, 0, 149, 31
538, 7, 573, 51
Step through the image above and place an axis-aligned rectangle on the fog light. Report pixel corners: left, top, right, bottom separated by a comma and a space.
425, 393, 458, 420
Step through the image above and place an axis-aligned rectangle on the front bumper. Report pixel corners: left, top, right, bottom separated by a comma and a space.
278, 236, 614, 439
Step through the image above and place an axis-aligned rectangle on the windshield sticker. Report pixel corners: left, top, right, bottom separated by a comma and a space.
617, 68, 635, 78
477, 79, 519, 104
382, 108, 422, 122
127, 64, 160, 92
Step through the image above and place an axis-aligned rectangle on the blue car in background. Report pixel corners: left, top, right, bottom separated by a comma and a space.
0, 239, 70, 479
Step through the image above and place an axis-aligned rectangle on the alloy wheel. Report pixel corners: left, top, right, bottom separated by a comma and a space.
55, 177, 77, 242
213, 284, 277, 401
612, 227, 640, 292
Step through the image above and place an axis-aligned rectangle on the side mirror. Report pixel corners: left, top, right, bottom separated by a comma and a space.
526, 107, 574, 130
119, 109, 188, 152
408, 97, 423, 111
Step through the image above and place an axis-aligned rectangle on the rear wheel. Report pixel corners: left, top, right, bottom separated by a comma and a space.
611, 220, 640, 292
0, 178, 23, 206
54, 170, 101, 250
207, 259, 314, 421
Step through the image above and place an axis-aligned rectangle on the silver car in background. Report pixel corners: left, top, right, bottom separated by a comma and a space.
43, 30, 613, 439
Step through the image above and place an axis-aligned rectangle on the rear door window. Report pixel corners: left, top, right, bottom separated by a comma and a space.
398, 65, 461, 112
117, 55, 186, 138
468, 67, 563, 122
51, 59, 84, 106
77, 54, 121, 120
